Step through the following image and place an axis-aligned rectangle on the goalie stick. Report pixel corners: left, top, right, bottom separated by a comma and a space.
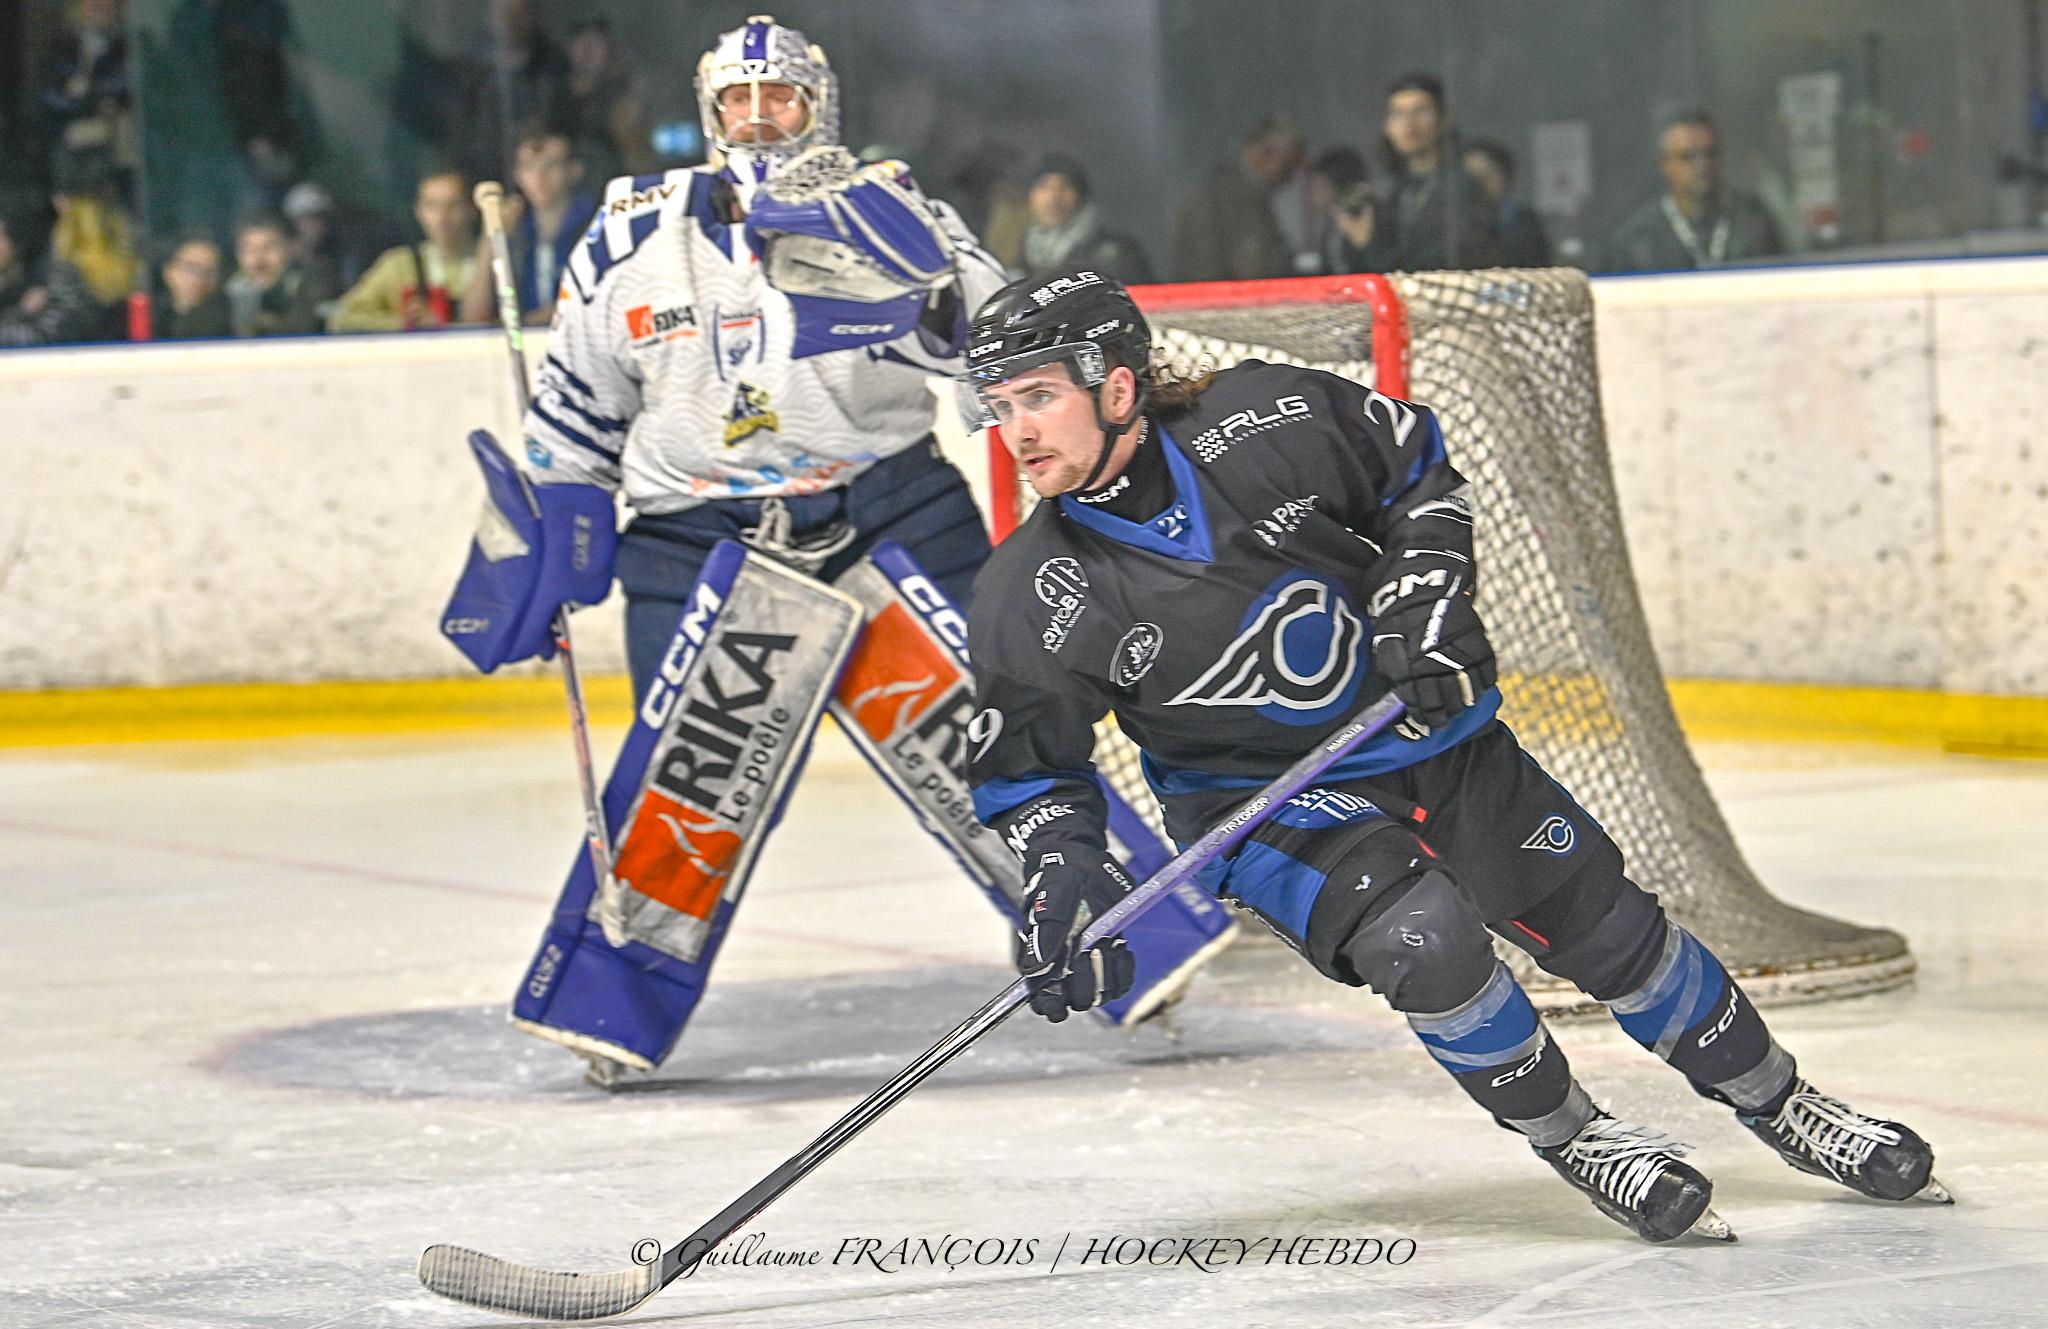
472, 179, 618, 935
416, 691, 1406, 1322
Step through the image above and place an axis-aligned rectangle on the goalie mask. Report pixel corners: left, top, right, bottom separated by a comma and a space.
696, 14, 840, 180
958, 269, 1153, 491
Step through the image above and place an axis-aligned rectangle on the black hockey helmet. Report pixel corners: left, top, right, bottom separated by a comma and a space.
957, 268, 1151, 430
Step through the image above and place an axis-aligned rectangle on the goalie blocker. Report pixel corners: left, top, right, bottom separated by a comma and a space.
512, 542, 1231, 1071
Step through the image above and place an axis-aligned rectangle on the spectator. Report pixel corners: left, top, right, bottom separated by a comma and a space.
1604, 112, 1783, 273
154, 234, 230, 339
1017, 155, 1154, 285
35, 0, 134, 195
225, 211, 324, 337
0, 202, 100, 348
1304, 146, 1373, 275
1347, 73, 1500, 272
1463, 138, 1551, 267
329, 171, 477, 333
450, 0, 569, 185
562, 18, 653, 185
462, 125, 596, 327
1171, 113, 1305, 281
50, 148, 139, 326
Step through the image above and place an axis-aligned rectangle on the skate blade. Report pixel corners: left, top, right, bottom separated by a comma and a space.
1914, 1175, 1956, 1205
1687, 1206, 1739, 1243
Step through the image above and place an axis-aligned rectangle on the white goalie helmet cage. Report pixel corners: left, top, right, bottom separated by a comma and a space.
695, 14, 841, 168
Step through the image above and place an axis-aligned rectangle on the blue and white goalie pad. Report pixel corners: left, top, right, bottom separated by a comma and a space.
511, 542, 862, 1069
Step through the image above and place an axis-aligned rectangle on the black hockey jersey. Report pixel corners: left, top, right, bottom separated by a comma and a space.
966, 360, 1502, 849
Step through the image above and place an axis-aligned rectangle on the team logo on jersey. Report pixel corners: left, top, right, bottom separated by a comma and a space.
1034, 557, 1088, 653
711, 308, 767, 381
724, 381, 780, 447
1521, 815, 1577, 855
1255, 494, 1320, 547
626, 302, 698, 346
1167, 573, 1365, 726
1187, 394, 1313, 464
1111, 623, 1164, 687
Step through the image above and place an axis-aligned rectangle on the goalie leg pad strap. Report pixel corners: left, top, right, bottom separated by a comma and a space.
512, 542, 863, 1067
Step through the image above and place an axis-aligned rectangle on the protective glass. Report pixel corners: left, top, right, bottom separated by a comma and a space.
955, 342, 1106, 431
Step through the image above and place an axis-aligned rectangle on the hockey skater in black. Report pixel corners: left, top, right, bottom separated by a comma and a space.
961, 267, 1951, 1244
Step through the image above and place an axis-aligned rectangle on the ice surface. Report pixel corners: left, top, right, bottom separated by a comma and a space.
4, 727, 2046, 1327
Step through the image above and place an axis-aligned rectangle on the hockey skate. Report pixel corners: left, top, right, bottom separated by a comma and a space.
1738, 1080, 1953, 1204
1535, 1113, 1737, 1243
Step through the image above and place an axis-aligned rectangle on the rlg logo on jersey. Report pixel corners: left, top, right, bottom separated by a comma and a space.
1035, 557, 1088, 653
1111, 622, 1164, 687
1188, 395, 1313, 463
1167, 573, 1364, 725
1521, 815, 1577, 855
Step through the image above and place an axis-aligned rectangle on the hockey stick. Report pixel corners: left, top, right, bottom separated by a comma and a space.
471, 180, 618, 933
417, 691, 1406, 1322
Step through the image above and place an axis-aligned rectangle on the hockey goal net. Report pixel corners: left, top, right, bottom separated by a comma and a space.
984, 269, 1912, 1008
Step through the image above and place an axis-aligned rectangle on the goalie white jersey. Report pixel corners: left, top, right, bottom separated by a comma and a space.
523, 166, 1005, 513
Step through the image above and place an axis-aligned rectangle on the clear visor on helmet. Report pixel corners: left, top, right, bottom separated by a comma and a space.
955, 342, 1107, 431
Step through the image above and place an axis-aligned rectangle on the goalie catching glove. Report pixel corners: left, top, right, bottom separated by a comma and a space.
1369, 569, 1496, 729
746, 145, 957, 302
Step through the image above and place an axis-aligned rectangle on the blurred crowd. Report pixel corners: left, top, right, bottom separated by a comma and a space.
2, 0, 1787, 352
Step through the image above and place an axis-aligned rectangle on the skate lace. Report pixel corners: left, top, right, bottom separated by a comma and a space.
1769, 1085, 1901, 1178
1560, 1118, 1690, 1211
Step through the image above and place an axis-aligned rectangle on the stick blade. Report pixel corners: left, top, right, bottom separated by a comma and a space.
418, 1243, 659, 1322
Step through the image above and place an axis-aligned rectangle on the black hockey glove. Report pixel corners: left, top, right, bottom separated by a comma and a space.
1370, 578, 1497, 728
1015, 849, 1137, 1023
